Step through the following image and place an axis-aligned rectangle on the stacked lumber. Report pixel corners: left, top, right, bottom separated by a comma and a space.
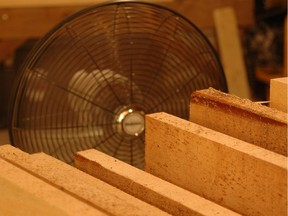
145, 78, 287, 216
0, 77, 286, 215
0, 144, 239, 216
145, 112, 287, 216
0, 145, 171, 216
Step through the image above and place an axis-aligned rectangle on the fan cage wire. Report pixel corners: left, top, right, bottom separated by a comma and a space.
9, 1, 227, 168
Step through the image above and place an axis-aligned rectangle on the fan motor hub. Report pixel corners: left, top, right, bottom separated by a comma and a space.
115, 106, 145, 137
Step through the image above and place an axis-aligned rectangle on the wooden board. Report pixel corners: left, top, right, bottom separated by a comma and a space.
0, 177, 67, 216
0, 1, 173, 39
0, 158, 106, 216
76, 149, 240, 216
213, 7, 251, 99
189, 88, 288, 156
0, 145, 170, 216
0, 0, 172, 8
145, 112, 287, 216
270, 77, 288, 113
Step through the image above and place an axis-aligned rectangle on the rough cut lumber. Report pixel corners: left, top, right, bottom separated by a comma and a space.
0, 158, 106, 216
76, 149, 241, 216
213, 7, 251, 99
0, 145, 170, 216
189, 88, 288, 156
145, 112, 288, 216
270, 77, 288, 113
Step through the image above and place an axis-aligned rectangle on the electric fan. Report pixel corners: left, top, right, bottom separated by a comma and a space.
9, 1, 227, 169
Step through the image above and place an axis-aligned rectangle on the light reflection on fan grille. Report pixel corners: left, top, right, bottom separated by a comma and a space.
10, 2, 227, 169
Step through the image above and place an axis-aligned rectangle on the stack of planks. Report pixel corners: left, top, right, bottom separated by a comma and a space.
0, 77, 287, 216
145, 77, 287, 216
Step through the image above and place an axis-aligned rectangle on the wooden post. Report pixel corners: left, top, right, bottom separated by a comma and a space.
213, 7, 251, 99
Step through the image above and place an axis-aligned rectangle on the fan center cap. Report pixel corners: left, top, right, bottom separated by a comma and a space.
115, 106, 145, 137
123, 112, 145, 136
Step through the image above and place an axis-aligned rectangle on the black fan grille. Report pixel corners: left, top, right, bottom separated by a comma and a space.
10, 1, 227, 168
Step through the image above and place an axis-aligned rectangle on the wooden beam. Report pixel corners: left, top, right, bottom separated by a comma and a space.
76, 149, 240, 216
0, 0, 173, 39
0, 145, 170, 216
213, 7, 251, 99
189, 88, 287, 156
270, 77, 288, 113
0, 0, 172, 8
0, 0, 98, 8
145, 112, 287, 216
0, 157, 106, 216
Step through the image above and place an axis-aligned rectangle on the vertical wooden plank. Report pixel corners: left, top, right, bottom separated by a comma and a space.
145, 112, 287, 216
213, 7, 251, 99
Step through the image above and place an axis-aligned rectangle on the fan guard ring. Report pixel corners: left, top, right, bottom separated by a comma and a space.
9, 1, 227, 168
